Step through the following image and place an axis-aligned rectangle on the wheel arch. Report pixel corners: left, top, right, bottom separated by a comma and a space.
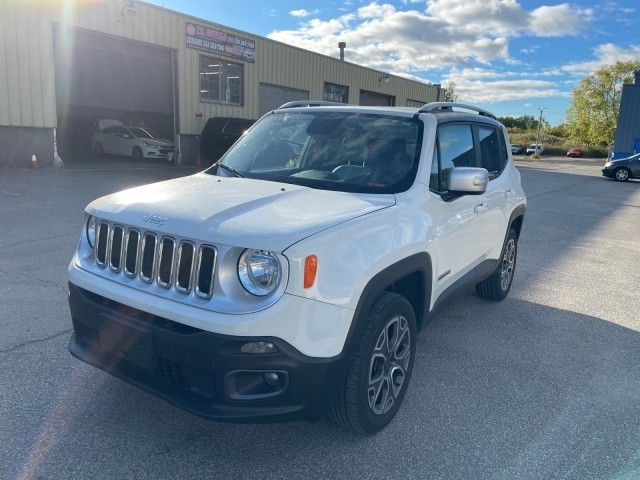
343, 253, 432, 355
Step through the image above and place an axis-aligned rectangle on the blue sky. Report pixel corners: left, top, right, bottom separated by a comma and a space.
148, 0, 639, 124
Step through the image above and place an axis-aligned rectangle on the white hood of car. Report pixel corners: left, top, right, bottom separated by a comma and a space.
86, 173, 395, 251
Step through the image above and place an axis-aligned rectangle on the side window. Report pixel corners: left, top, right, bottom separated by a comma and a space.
478, 126, 502, 175
437, 124, 475, 190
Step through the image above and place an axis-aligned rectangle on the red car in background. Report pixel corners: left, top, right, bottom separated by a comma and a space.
567, 147, 583, 158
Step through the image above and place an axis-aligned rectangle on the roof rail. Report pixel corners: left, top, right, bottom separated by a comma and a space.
278, 100, 346, 109
418, 102, 497, 119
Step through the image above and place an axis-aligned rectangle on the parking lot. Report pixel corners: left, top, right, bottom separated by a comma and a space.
1, 158, 639, 479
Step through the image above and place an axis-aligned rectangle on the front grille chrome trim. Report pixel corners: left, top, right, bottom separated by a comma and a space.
140, 233, 158, 283
175, 241, 196, 294
95, 221, 110, 267
195, 245, 217, 299
123, 228, 140, 278
156, 236, 176, 288
108, 225, 125, 272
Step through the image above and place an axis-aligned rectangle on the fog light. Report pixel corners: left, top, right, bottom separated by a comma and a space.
263, 372, 282, 386
240, 341, 278, 354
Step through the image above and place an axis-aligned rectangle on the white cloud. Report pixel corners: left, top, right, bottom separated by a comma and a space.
529, 4, 593, 37
289, 9, 320, 18
562, 43, 640, 75
444, 68, 569, 103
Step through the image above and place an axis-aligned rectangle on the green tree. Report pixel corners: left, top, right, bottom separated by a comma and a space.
566, 61, 640, 148
442, 81, 458, 102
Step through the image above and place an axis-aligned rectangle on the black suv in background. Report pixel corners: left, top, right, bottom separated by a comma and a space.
199, 117, 255, 165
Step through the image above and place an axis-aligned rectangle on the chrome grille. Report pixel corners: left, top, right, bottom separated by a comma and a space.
93, 219, 216, 298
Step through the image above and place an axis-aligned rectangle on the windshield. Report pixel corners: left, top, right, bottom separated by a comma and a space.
129, 127, 154, 139
210, 111, 423, 194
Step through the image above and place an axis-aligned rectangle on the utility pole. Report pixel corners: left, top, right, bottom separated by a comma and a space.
535, 107, 546, 155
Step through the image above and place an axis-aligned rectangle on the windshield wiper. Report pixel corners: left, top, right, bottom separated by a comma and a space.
216, 163, 244, 178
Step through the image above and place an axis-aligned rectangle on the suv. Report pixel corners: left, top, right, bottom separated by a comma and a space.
526, 143, 544, 155
68, 101, 526, 434
199, 117, 255, 165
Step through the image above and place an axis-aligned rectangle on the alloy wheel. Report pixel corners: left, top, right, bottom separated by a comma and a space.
500, 238, 516, 291
615, 169, 629, 181
367, 315, 411, 415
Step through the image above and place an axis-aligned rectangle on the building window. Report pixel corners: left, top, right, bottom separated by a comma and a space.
324, 82, 349, 103
200, 56, 243, 105
406, 99, 425, 108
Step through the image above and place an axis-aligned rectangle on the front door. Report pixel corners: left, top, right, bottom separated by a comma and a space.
428, 123, 487, 299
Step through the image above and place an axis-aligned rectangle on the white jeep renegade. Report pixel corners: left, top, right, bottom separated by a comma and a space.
68, 101, 526, 434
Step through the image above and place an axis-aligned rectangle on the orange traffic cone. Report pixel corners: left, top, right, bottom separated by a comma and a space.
31, 154, 38, 169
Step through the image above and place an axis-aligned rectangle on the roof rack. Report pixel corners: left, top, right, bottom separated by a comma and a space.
418, 102, 496, 119
278, 100, 346, 109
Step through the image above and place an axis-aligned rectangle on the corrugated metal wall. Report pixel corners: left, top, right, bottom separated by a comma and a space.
0, 0, 440, 135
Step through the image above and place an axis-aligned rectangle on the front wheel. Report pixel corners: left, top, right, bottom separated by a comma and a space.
132, 147, 143, 162
328, 292, 417, 434
614, 168, 630, 182
476, 228, 518, 301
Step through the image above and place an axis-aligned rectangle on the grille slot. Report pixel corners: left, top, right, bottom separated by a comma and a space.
140, 233, 157, 282
176, 242, 195, 293
196, 245, 217, 299
157, 237, 175, 287
109, 226, 124, 271
95, 222, 109, 266
124, 229, 140, 277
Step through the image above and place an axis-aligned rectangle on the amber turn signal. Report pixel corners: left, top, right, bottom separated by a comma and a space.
304, 255, 318, 288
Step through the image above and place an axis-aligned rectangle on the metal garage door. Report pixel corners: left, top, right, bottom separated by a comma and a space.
53, 27, 174, 115
360, 90, 395, 106
259, 83, 309, 116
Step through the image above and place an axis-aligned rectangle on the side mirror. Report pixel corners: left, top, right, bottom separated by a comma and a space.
448, 167, 489, 194
122, 133, 132, 139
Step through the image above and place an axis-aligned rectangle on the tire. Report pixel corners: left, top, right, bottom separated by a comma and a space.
132, 147, 143, 162
613, 167, 630, 182
94, 143, 104, 158
328, 292, 417, 434
475, 228, 518, 301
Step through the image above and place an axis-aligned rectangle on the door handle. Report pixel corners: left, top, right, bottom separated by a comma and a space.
474, 203, 489, 213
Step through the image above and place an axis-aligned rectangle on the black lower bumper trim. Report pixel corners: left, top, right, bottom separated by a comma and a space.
68, 283, 347, 422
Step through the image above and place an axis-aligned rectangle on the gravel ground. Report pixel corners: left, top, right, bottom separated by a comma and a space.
1, 157, 639, 479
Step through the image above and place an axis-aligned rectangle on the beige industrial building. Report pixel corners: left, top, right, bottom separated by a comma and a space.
0, 0, 442, 167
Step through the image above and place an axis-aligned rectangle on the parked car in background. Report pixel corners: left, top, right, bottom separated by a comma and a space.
92, 119, 175, 162
200, 117, 255, 165
526, 144, 544, 155
510, 144, 522, 154
567, 147, 583, 158
602, 152, 640, 181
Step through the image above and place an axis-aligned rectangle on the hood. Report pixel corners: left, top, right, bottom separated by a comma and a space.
86, 173, 395, 251
149, 138, 174, 146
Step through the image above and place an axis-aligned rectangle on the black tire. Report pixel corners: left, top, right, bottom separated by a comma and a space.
476, 228, 518, 301
132, 146, 143, 162
613, 167, 630, 182
94, 143, 104, 158
328, 292, 417, 434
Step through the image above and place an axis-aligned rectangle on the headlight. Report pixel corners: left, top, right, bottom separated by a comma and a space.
238, 249, 282, 296
86, 215, 97, 248
141, 141, 157, 148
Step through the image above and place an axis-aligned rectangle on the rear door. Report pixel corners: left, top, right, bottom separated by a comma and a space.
476, 124, 510, 258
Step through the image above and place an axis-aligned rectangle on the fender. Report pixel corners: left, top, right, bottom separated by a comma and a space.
342, 252, 432, 356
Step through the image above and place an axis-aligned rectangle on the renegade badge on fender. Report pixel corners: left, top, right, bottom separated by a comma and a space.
68, 101, 526, 434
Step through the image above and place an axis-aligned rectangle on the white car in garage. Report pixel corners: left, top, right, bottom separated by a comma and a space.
92, 119, 175, 162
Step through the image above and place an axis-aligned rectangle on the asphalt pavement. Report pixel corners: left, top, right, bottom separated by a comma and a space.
1, 157, 639, 479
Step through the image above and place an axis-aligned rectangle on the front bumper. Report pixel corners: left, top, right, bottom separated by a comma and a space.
602, 167, 614, 177
68, 282, 349, 422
